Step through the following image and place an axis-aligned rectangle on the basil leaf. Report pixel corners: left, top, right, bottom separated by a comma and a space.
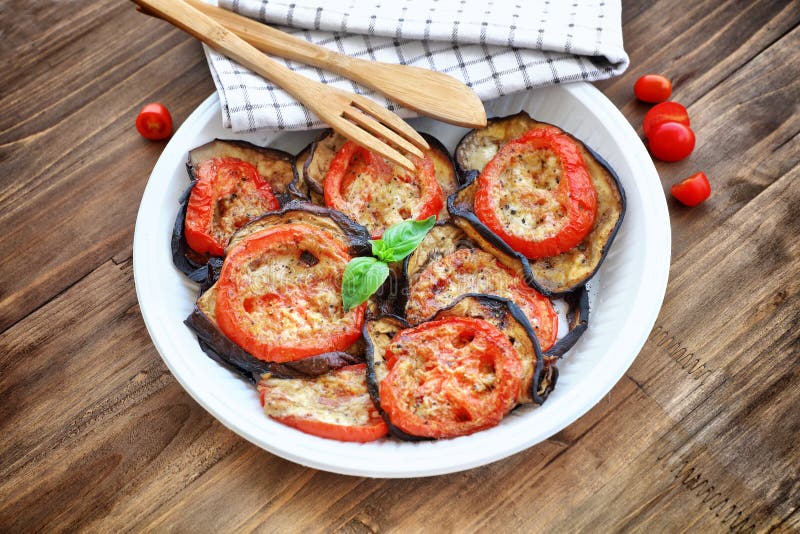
341, 256, 390, 311
371, 216, 436, 263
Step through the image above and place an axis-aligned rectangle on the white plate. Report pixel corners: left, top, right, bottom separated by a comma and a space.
133, 83, 670, 478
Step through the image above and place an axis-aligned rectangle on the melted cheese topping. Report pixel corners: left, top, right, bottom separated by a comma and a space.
259, 367, 376, 426
230, 237, 349, 346
212, 180, 276, 244
406, 248, 556, 350
340, 153, 424, 235
488, 148, 567, 240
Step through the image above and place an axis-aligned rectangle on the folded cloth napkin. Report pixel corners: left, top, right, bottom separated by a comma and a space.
204, 0, 628, 132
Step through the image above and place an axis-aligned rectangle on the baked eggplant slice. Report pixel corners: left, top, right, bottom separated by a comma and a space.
225, 200, 371, 257
403, 222, 558, 351
187, 139, 296, 204
172, 139, 299, 279
362, 315, 428, 441
257, 363, 388, 442
185, 284, 363, 384
301, 130, 460, 221
430, 294, 551, 405
451, 112, 626, 295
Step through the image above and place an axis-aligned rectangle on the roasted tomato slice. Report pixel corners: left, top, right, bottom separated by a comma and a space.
380, 317, 522, 439
185, 157, 281, 256
258, 364, 388, 442
474, 127, 597, 259
216, 224, 365, 362
323, 141, 443, 238
405, 248, 557, 351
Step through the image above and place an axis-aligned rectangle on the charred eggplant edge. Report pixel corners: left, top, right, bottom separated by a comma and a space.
225, 200, 372, 257
448, 116, 627, 295
362, 315, 430, 441
546, 285, 590, 361
185, 303, 363, 385
288, 141, 314, 202
173, 139, 305, 279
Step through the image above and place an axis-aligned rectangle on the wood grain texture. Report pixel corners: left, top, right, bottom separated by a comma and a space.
1, 0, 798, 532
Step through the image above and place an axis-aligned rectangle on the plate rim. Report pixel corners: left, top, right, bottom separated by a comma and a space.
133, 82, 670, 478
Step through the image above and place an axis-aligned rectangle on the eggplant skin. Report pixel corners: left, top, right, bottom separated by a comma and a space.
186, 138, 296, 205
362, 315, 429, 441
185, 298, 363, 384
302, 129, 346, 198
288, 141, 314, 203
225, 200, 372, 258
545, 285, 590, 361
451, 112, 626, 295
430, 294, 550, 405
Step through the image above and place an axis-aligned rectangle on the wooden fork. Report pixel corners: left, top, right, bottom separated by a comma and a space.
132, 0, 427, 170
181, 0, 486, 130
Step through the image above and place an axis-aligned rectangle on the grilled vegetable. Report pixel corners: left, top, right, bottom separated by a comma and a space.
473, 126, 597, 258
364, 295, 552, 440
185, 284, 363, 383
452, 112, 625, 295
381, 316, 522, 439
172, 139, 298, 279
403, 223, 557, 350
257, 363, 388, 442
216, 223, 365, 362
185, 157, 281, 257
187, 139, 296, 204
302, 130, 460, 221
323, 140, 442, 238
431, 294, 551, 405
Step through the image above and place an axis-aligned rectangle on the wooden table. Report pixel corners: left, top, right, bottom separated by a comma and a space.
1, 1, 798, 531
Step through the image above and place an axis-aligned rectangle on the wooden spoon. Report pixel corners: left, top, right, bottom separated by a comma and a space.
132, 0, 430, 170
182, 0, 487, 129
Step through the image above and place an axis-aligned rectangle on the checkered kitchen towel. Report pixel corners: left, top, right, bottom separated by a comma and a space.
205, 0, 628, 131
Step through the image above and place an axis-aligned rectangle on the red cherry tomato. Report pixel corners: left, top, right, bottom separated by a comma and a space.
648, 122, 696, 162
136, 102, 173, 140
634, 74, 673, 103
671, 172, 711, 206
643, 101, 690, 138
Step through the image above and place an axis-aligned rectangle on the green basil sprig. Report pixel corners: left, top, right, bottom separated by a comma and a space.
342, 216, 435, 311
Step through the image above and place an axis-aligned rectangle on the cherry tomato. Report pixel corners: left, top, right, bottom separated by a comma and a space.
643, 101, 690, 138
671, 172, 711, 206
648, 122, 696, 162
634, 74, 673, 103
136, 102, 173, 140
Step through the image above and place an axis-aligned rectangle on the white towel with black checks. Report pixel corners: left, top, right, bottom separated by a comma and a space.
205, 0, 628, 131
